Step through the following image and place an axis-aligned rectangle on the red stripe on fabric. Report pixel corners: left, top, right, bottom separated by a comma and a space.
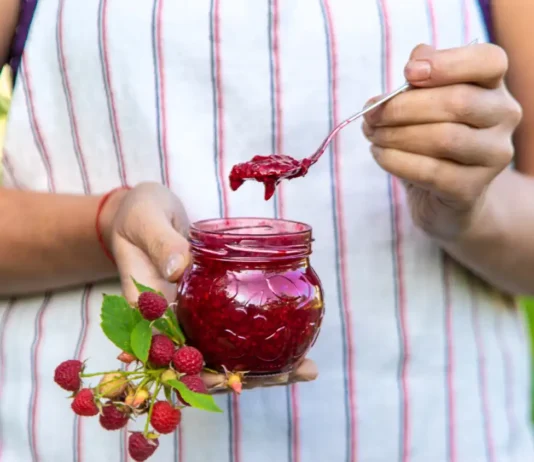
214, 0, 229, 217
269, 1, 299, 459
290, 384, 300, 462
462, 0, 470, 43
30, 295, 51, 462
21, 56, 56, 192
0, 299, 16, 461
76, 287, 92, 462
425, 7, 457, 461
272, 0, 285, 218
322, 2, 357, 461
212, 2, 239, 459
426, 0, 438, 49
471, 285, 496, 462
379, 2, 410, 461
101, 0, 129, 187
156, 0, 170, 187
57, 0, 92, 193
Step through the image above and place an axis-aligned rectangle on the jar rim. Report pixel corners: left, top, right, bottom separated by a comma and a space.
189, 217, 313, 261
190, 217, 312, 237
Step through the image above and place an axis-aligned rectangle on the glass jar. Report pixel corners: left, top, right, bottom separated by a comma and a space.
176, 217, 324, 376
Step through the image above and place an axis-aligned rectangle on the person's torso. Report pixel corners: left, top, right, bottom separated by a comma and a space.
1, 0, 533, 461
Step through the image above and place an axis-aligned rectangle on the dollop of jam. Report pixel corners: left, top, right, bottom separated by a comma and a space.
229, 154, 312, 200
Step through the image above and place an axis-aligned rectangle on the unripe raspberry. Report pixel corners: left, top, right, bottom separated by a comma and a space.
98, 372, 128, 398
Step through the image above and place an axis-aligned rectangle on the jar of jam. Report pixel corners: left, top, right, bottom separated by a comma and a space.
176, 217, 324, 376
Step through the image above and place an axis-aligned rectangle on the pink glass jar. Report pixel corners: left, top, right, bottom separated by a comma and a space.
176, 217, 324, 376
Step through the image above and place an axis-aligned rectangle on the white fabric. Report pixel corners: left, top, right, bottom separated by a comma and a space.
1, 0, 533, 461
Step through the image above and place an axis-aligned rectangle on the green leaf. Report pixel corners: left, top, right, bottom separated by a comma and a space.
168, 379, 223, 413
519, 297, 534, 424
131, 277, 157, 294
164, 385, 173, 403
130, 320, 153, 363
152, 318, 174, 340
100, 295, 142, 354
153, 308, 186, 344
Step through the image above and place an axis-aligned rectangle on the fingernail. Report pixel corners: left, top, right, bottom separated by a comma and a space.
166, 254, 184, 279
405, 59, 431, 81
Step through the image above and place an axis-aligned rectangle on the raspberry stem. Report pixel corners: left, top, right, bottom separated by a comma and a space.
144, 379, 162, 437
80, 370, 140, 378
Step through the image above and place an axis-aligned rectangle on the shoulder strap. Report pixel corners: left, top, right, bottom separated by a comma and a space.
7, 0, 39, 80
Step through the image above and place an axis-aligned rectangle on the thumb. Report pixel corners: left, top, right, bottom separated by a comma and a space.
114, 219, 190, 303
134, 220, 191, 283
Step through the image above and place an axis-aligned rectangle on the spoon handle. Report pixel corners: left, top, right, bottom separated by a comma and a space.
309, 38, 479, 165
309, 82, 411, 164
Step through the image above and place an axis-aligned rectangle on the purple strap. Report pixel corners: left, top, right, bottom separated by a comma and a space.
7, 0, 38, 79
477, 0, 494, 42
6, 0, 492, 80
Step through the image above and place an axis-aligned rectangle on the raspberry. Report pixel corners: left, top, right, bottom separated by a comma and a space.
71, 388, 99, 416
172, 346, 204, 375
176, 375, 207, 406
148, 335, 175, 367
128, 432, 159, 461
138, 292, 167, 321
99, 403, 129, 431
54, 360, 83, 392
150, 401, 181, 434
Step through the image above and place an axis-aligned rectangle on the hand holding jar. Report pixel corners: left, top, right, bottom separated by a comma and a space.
101, 185, 320, 389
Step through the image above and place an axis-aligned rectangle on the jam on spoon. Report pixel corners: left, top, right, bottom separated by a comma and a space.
229, 41, 482, 200
229, 155, 312, 200
228, 82, 411, 200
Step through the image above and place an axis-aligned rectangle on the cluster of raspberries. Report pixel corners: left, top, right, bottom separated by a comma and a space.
53, 292, 209, 462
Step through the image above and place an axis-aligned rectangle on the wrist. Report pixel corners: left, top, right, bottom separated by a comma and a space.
97, 187, 130, 262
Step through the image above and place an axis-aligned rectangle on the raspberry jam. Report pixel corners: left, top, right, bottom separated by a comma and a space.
176, 218, 324, 376
229, 155, 311, 200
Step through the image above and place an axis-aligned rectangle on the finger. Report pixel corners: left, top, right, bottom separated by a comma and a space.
125, 211, 191, 283
364, 85, 509, 129
362, 122, 511, 167
113, 237, 178, 303
201, 358, 318, 392
404, 42, 508, 89
288, 358, 319, 383
370, 146, 494, 206
201, 372, 228, 391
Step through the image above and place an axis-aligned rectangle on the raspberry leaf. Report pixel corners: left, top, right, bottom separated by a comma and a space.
131, 277, 165, 297
165, 308, 185, 342
131, 320, 153, 363
167, 380, 222, 413
101, 295, 142, 354
152, 309, 185, 344
131, 277, 157, 294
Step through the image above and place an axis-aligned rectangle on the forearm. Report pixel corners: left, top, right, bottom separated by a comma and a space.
439, 168, 534, 295
0, 188, 124, 296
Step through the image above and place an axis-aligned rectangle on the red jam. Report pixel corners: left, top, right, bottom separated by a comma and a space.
229, 155, 312, 200
176, 218, 324, 376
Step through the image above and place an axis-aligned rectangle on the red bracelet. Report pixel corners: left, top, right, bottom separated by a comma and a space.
95, 186, 131, 264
